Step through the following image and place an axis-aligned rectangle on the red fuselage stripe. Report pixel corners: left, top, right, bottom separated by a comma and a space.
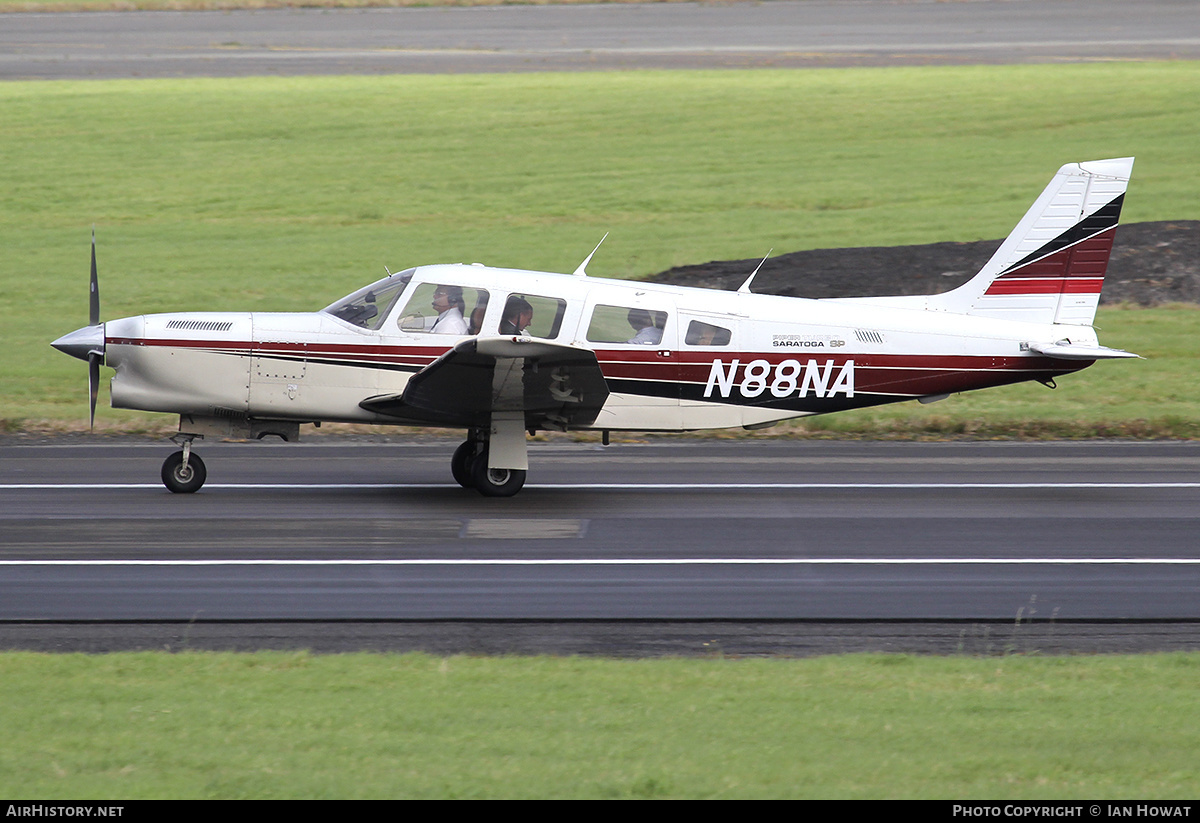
109, 337, 1080, 399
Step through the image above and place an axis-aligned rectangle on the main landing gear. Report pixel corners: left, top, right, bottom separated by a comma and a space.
161, 434, 206, 494
451, 430, 527, 498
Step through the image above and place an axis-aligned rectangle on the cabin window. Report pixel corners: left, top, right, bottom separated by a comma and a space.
684, 320, 732, 346
495, 293, 567, 339
586, 304, 669, 345
397, 284, 490, 336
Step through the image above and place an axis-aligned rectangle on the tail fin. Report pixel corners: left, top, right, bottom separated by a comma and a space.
929, 157, 1133, 325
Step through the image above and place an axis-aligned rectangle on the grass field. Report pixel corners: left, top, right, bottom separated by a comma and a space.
1, 651, 1197, 799
4, 64, 1199, 431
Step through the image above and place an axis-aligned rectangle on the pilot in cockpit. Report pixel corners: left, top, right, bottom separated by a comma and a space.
427, 285, 468, 334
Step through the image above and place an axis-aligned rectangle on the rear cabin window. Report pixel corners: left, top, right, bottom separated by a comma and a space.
397, 283, 490, 336
684, 320, 732, 346
495, 293, 567, 339
586, 304, 669, 345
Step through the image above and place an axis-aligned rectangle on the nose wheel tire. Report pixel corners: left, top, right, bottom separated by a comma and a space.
162, 450, 207, 494
470, 451, 526, 498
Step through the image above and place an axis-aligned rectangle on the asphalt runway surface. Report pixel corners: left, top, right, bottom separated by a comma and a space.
3, 438, 1199, 654
3, 0, 1200, 80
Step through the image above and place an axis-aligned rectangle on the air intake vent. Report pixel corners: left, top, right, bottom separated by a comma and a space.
855, 329, 885, 344
209, 406, 245, 419
167, 320, 234, 332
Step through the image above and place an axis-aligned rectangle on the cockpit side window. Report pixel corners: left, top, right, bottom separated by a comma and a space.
397, 283, 490, 336
587, 304, 669, 346
323, 268, 415, 330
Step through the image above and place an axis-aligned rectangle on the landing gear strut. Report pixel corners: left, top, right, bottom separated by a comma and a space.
161, 434, 206, 494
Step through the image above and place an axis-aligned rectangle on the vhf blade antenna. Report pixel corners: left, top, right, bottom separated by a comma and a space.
738, 249, 772, 294
573, 232, 609, 277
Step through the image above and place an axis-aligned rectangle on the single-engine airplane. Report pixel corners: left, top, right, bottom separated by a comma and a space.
53, 158, 1137, 497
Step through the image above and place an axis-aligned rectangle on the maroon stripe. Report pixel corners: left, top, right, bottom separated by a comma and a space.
110, 338, 1084, 399
987, 228, 1116, 296
109, 337, 449, 365
670, 353, 1060, 370
620, 355, 1074, 397
116, 339, 1064, 374
112, 337, 452, 356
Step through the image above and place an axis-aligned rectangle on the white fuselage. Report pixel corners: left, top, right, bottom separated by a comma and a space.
103, 263, 1093, 433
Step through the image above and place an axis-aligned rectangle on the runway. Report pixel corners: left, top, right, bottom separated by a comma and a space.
3, 0, 1199, 80
3, 438, 1199, 654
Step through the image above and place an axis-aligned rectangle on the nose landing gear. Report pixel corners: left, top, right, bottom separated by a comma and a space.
161, 434, 206, 494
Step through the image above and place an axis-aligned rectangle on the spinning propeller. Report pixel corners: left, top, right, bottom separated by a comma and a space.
50, 230, 107, 429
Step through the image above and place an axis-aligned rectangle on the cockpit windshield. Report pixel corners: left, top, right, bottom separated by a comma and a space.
322, 268, 416, 329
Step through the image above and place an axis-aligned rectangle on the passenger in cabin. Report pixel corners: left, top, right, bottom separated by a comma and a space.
500, 296, 534, 335
428, 285, 468, 334
685, 320, 731, 346
468, 293, 488, 335
626, 309, 665, 345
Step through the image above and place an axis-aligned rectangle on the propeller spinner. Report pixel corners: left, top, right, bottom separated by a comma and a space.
50, 230, 106, 428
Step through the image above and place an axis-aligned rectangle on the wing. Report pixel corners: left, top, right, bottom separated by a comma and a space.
359, 336, 610, 431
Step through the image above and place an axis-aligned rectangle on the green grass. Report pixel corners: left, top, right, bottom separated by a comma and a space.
0, 651, 1197, 799
4, 65, 1200, 429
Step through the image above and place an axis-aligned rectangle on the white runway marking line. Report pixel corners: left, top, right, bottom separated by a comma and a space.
2, 558, 1198, 567
4, 482, 1200, 491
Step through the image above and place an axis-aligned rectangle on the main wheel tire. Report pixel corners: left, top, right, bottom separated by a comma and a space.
451, 441, 477, 489
161, 450, 207, 494
470, 451, 526, 498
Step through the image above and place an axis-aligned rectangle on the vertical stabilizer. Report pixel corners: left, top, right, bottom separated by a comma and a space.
929, 157, 1133, 325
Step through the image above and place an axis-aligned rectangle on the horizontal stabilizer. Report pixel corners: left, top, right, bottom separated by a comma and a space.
1027, 342, 1140, 360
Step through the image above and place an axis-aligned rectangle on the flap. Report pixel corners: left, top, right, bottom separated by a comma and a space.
360, 335, 610, 430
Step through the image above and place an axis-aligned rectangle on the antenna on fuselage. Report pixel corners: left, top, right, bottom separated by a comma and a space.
573, 232, 609, 277
738, 249, 772, 294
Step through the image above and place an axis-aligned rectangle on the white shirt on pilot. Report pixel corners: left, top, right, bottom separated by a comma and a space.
428, 307, 468, 334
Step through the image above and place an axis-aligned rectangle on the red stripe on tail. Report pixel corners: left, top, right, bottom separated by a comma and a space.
985, 227, 1116, 297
